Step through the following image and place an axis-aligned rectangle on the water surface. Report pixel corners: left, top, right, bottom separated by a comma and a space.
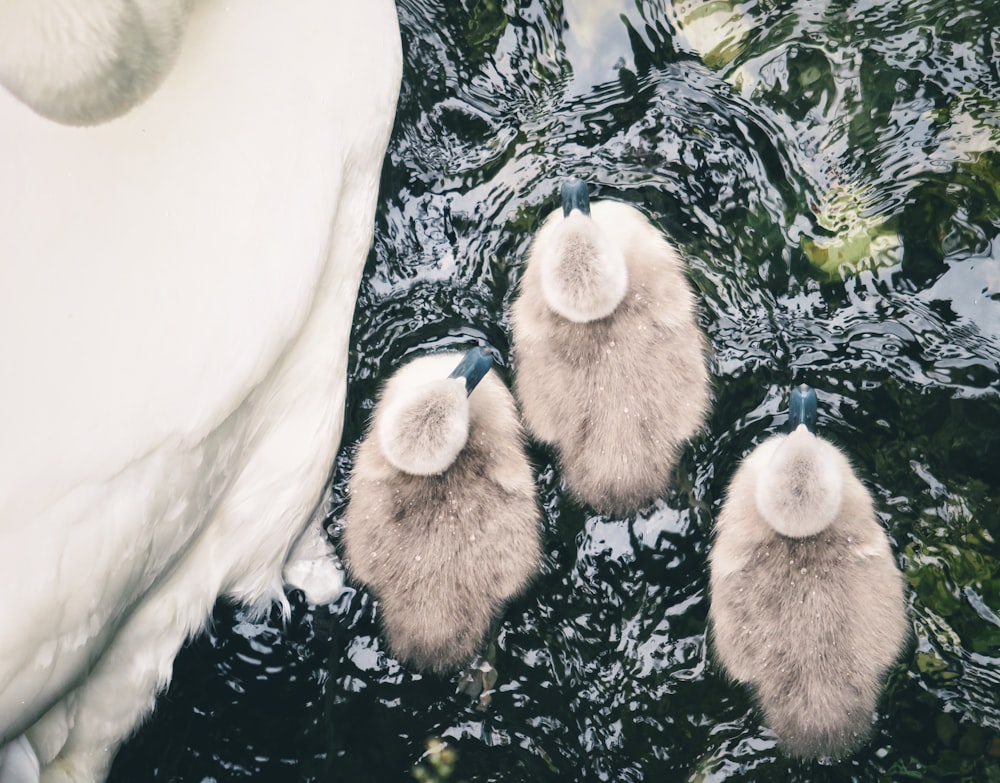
112, 1, 1000, 780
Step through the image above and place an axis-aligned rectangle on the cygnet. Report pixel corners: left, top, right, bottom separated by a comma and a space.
709, 385, 909, 759
343, 348, 542, 674
510, 178, 710, 514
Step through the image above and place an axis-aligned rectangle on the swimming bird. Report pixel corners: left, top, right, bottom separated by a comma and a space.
708, 385, 909, 759
0, 2, 401, 780
510, 179, 711, 514
343, 348, 542, 674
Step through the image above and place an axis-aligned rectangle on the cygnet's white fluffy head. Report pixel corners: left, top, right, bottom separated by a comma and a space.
755, 425, 844, 538
537, 209, 628, 323
377, 370, 470, 476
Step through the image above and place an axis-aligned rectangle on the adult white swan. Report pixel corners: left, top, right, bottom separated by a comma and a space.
0, 2, 402, 781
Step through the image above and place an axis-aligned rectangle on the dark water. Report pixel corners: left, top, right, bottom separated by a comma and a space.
111, 0, 1000, 780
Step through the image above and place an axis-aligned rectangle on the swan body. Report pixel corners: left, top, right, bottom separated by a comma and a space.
0, 2, 401, 780
511, 180, 710, 514
709, 386, 909, 759
0, 736, 40, 783
343, 350, 542, 674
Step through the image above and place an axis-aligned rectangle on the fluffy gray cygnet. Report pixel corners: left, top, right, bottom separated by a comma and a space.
709, 385, 909, 759
510, 178, 710, 514
343, 348, 542, 674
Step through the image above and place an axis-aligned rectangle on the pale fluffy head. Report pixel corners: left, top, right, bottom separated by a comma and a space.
377, 367, 470, 476
536, 208, 628, 323
754, 425, 844, 538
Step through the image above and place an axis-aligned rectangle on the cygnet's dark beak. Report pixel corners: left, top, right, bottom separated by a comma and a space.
449, 346, 494, 396
788, 384, 818, 433
561, 177, 591, 217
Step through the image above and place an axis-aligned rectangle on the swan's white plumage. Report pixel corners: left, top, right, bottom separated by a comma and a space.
0, 0, 192, 125
0, 1, 401, 779
0, 736, 40, 783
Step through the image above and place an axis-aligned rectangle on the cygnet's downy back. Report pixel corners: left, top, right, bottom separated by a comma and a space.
343, 348, 542, 674
511, 179, 710, 514
709, 385, 909, 759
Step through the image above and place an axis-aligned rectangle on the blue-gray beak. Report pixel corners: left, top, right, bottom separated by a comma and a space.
561, 177, 591, 217
449, 346, 494, 396
788, 384, 818, 433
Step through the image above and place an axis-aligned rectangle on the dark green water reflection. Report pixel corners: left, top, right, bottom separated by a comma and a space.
111, 0, 1000, 780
